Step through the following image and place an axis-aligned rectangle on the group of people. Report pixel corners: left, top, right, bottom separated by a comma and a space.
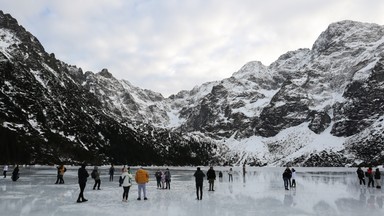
154, 168, 171, 189
76, 165, 223, 202
6, 164, 382, 204
76, 165, 381, 203
356, 166, 382, 188
2, 164, 19, 181
193, 166, 233, 200
282, 167, 297, 190
76, 165, 150, 203
55, 165, 67, 184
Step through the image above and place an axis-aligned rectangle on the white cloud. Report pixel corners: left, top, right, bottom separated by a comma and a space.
1, 0, 384, 96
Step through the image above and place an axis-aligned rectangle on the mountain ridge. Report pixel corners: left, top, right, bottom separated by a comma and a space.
1, 10, 384, 166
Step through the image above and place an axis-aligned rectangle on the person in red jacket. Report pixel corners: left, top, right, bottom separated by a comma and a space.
367, 167, 374, 188
135, 167, 149, 200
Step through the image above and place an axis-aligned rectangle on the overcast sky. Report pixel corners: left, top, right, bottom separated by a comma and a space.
1, 0, 384, 97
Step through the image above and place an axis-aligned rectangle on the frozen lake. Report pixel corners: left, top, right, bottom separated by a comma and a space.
1, 166, 383, 216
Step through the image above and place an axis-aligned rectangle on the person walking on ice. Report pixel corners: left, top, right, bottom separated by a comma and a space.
109, 164, 115, 182
121, 167, 133, 202
12, 165, 19, 182
356, 167, 365, 185
194, 167, 205, 200
135, 167, 149, 200
77, 164, 89, 203
91, 166, 101, 190
282, 167, 292, 190
367, 166, 374, 188
155, 169, 162, 189
55, 165, 66, 184
228, 168, 233, 182
291, 168, 297, 188
3, 165, 8, 178
164, 168, 171, 189
207, 166, 216, 191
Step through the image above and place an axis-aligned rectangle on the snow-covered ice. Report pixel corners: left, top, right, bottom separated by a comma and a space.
1, 166, 383, 216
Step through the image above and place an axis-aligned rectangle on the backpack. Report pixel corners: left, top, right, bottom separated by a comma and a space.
119, 176, 126, 187
91, 170, 96, 179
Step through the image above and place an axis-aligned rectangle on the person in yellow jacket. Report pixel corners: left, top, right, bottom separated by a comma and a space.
135, 167, 149, 200
55, 165, 66, 184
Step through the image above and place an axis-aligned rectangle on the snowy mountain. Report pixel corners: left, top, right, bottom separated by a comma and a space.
0, 11, 216, 166
1, 10, 384, 166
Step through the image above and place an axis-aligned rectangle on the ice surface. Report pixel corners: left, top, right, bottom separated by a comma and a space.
1, 166, 383, 216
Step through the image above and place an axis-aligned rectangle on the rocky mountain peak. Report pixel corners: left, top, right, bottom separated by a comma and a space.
97, 68, 114, 79
312, 20, 384, 54
232, 61, 268, 79
0, 10, 46, 56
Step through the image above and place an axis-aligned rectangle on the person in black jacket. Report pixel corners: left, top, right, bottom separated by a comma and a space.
109, 164, 115, 182
356, 167, 365, 185
12, 165, 19, 182
77, 164, 89, 203
207, 166, 216, 191
92, 166, 101, 190
282, 167, 292, 190
194, 167, 205, 200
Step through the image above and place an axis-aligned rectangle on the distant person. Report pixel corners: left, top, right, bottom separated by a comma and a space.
155, 169, 162, 189
91, 166, 101, 190
109, 164, 115, 182
282, 167, 292, 190
228, 168, 233, 182
11, 165, 19, 182
218, 171, 223, 182
367, 167, 374, 188
356, 167, 365, 185
194, 167, 205, 200
55, 165, 66, 184
55, 165, 60, 184
161, 170, 166, 189
3, 165, 8, 178
243, 163, 246, 176
77, 164, 89, 203
164, 168, 171, 189
121, 167, 133, 202
207, 166, 216, 191
291, 168, 297, 188
374, 168, 381, 189
135, 167, 149, 200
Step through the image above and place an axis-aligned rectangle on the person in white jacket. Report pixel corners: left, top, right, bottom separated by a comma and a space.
121, 167, 133, 202
3, 165, 8, 178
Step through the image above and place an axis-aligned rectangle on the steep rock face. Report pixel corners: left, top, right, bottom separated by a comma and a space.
332, 56, 384, 136
81, 68, 167, 125
170, 21, 384, 166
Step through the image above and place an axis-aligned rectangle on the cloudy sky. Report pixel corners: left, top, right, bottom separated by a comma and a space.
1, 0, 384, 96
